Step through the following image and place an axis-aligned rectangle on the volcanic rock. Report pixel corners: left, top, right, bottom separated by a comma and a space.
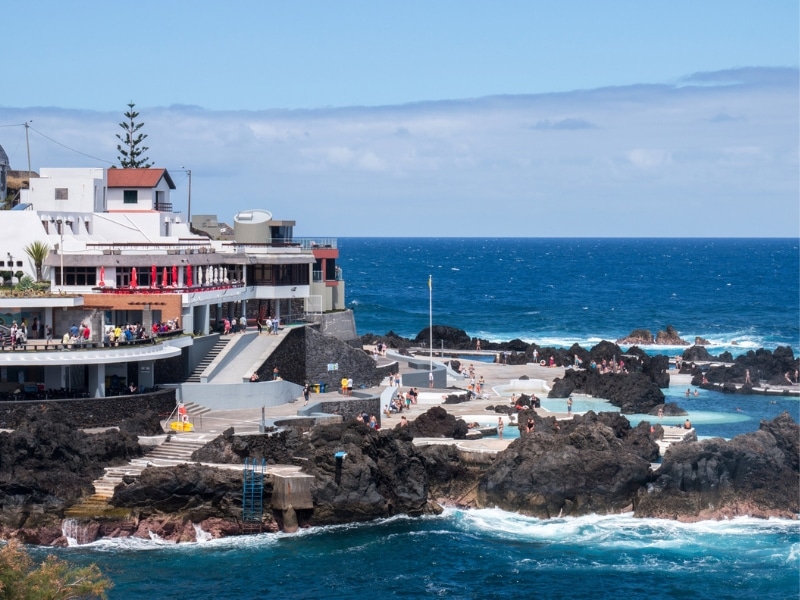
683, 345, 713, 362
0, 405, 143, 533
300, 421, 433, 524
409, 406, 468, 439
478, 411, 656, 517
415, 325, 472, 349
616, 329, 654, 345
549, 370, 665, 413
655, 325, 688, 345
635, 412, 800, 520
697, 347, 798, 389
112, 464, 243, 523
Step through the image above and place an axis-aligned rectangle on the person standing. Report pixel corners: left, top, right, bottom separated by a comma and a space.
257, 319, 263, 334
429, 370, 434, 388
498, 417, 504, 440
567, 396, 573, 415
239, 315, 247, 333
303, 382, 310, 405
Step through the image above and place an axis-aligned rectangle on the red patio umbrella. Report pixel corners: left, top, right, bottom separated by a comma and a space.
172, 265, 178, 287
162, 267, 168, 287
186, 264, 193, 287
151, 264, 157, 287
131, 267, 137, 288
99, 266, 105, 287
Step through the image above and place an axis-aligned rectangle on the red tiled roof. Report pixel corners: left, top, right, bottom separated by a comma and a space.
107, 168, 176, 190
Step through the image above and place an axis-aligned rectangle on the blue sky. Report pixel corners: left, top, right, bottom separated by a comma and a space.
0, 1, 797, 237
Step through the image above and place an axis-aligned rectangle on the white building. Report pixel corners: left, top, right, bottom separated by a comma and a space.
0, 166, 345, 398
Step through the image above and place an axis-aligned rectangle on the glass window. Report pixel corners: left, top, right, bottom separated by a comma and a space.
55, 188, 68, 200
59, 267, 97, 286
123, 190, 138, 204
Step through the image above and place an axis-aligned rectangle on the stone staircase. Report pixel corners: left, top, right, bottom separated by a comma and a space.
64, 435, 210, 518
185, 336, 231, 382
181, 401, 212, 428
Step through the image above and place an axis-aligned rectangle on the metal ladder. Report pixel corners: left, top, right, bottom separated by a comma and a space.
241, 458, 266, 533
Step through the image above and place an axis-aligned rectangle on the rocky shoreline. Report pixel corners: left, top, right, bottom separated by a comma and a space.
1, 334, 797, 545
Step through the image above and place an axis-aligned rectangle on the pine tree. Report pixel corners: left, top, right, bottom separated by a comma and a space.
116, 102, 152, 168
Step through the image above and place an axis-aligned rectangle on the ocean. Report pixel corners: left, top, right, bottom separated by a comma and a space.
43, 238, 800, 598
342, 238, 799, 355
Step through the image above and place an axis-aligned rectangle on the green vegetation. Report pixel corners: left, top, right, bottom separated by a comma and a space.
0, 539, 111, 599
115, 101, 152, 168
15, 275, 34, 292
23, 240, 49, 281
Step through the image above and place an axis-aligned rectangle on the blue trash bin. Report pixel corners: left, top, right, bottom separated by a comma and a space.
319, 383, 327, 393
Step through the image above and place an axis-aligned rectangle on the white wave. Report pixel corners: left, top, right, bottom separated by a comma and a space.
453, 508, 800, 554
74, 529, 282, 553
193, 523, 213, 543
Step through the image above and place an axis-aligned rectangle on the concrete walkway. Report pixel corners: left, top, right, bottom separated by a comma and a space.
209, 329, 289, 384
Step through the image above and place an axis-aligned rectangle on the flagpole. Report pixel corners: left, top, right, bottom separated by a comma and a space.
428, 274, 432, 371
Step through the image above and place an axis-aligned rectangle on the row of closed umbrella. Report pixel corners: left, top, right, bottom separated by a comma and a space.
100, 265, 229, 288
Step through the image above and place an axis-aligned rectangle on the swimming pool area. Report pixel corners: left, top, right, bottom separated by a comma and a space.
467, 381, 797, 441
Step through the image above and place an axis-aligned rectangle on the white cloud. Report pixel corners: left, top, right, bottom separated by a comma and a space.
626, 149, 672, 168
0, 67, 797, 237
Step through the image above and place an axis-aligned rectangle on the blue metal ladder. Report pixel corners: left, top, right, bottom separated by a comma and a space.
242, 458, 266, 533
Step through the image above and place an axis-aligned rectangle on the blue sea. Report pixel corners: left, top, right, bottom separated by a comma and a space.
45, 239, 800, 598
343, 238, 799, 355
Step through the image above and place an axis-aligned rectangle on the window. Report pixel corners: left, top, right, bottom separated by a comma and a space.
55, 188, 68, 200
123, 190, 138, 204
58, 267, 97, 287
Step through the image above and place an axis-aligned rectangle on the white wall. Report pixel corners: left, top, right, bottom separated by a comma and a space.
106, 177, 172, 213
0, 213, 51, 280
23, 168, 105, 214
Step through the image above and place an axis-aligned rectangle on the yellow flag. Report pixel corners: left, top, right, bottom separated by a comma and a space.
428, 275, 432, 290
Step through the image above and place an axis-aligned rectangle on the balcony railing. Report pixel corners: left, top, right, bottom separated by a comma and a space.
312, 269, 343, 283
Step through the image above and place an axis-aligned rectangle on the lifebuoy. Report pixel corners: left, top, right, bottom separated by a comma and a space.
539, 360, 545, 366
181, 413, 189, 423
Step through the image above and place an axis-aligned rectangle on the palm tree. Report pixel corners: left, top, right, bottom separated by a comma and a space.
24, 240, 49, 282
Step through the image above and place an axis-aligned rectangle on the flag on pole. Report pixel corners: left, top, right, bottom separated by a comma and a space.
428, 275, 432, 290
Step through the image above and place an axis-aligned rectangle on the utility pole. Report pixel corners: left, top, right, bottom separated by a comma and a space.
181, 167, 192, 224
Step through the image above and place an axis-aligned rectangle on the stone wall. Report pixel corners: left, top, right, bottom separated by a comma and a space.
256, 326, 392, 390
298, 395, 382, 426
394, 354, 448, 388
155, 351, 188, 384
0, 387, 176, 429
320, 310, 359, 342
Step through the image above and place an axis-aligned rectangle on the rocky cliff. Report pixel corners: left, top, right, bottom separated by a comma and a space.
635, 411, 799, 520
1, 406, 797, 545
